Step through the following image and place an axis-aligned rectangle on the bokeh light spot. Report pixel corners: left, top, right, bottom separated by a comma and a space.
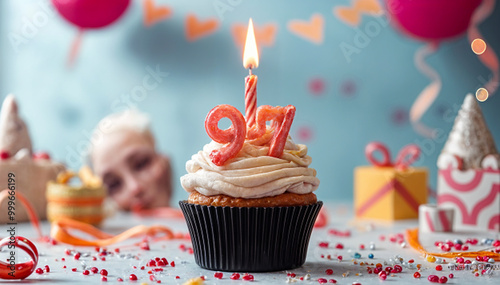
308, 78, 325, 96
391, 108, 408, 125
471, 38, 486, 55
475, 88, 489, 102
296, 126, 313, 142
340, 79, 356, 97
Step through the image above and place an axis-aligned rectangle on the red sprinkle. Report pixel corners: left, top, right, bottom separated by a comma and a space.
63, 265, 66, 269
100, 269, 108, 276
214, 272, 223, 279
114, 248, 120, 253
439, 276, 448, 283
102, 276, 108, 282
243, 274, 254, 281
44, 265, 50, 273
0, 151, 10, 160
428, 275, 439, 282
335, 243, 344, 249
157, 260, 166, 267
462, 245, 469, 250
175, 276, 180, 279
325, 269, 333, 275
319, 242, 329, 248
82, 270, 90, 276
117, 277, 123, 282
72, 268, 77, 272
170, 261, 175, 267
92, 257, 97, 261
318, 278, 328, 284
448, 274, 454, 279
231, 273, 240, 280
413, 272, 421, 278
129, 274, 138, 281
435, 265, 443, 271
36, 268, 43, 274
90, 267, 98, 274
140, 242, 150, 251
74, 252, 81, 260
337, 256, 343, 261
329, 279, 337, 283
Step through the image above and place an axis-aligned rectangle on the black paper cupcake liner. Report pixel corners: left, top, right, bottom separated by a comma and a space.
179, 200, 323, 272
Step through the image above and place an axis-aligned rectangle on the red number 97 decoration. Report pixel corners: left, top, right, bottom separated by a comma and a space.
205, 104, 296, 166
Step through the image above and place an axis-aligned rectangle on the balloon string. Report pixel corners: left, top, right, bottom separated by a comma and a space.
67, 29, 84, 67
410, 42, 441, 138
405, 228, 500, 261
0, 189, 43, 239
468, 0, 499, 95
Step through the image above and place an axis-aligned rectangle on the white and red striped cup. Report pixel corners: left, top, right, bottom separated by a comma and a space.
418, 204, 454, 233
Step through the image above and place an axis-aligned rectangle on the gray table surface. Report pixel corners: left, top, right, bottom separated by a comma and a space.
2, 203, 499, 284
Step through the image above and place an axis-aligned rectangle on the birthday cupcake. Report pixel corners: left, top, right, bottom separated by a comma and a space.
180, 104, 321, 272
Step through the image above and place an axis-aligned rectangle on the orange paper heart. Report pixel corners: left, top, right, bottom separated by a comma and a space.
186, 14, 219, 42
288, 14, 324, 44
231, 22, 277, 47
334, 0, 383, 27
143, 0, 172, 27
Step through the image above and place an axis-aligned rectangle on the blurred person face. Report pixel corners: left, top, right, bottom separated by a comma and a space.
91, 130, 171, 211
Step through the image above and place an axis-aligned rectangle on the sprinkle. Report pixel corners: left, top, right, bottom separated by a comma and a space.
448, 273, 453, 279
427, 275, 439, 282
318, 278, 327, 284
214, 272, 223, 279
435, 265, 443, 271
242, 274, 254, 281
368, 253, 374, 259
231, 273, 240, 280
319, 242, 329, 248
82, 270, 90, 276
337, 256, 343, 262
325, 269, 333, 275
427, 256, 437, 263
304, 274, 311, 280
329, 279, 337, 283
353, 252, 361, 259
335, 243, 344, 249
439, 276, 448, 283
413, 272, 421, 278
369, 243, 376, 250
102, 276, 108, 282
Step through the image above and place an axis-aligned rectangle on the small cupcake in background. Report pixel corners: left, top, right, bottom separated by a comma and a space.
89, 109, 172, 211
46, 166, 106, 225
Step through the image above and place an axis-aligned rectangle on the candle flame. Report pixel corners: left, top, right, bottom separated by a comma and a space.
243, 18, 259, 69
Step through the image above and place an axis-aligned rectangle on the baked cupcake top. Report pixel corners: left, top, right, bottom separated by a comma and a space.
181, 128, 319, 199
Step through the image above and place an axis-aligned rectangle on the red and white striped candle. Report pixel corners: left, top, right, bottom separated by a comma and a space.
243, 18, 259, 128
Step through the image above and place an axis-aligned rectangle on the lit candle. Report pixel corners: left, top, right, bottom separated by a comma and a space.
243, 18, 259, 128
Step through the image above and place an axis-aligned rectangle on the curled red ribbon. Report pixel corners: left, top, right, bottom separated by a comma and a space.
0, 236, 39, 280
365, 142, 421, 170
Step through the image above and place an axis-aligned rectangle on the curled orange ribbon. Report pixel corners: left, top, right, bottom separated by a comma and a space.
365, 142, 421, 170
405, 228, 500, 261
50, 217, 185, 247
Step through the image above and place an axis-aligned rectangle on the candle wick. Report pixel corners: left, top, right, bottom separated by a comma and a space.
248, 67, 253, 76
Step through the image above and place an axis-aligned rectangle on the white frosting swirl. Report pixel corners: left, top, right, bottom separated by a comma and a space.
181, 135, 320, 198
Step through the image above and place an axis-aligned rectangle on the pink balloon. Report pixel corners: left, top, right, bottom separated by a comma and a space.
385, 0, 482, 41
52, 0, 130, 29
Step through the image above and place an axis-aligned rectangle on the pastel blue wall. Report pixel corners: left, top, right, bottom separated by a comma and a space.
1, 0, 499, 204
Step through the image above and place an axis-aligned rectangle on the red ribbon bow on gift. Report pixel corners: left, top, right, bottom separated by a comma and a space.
365, 142, 421, 171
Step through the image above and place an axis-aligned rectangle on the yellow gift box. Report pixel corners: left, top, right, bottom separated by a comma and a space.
354, 142, 428, 220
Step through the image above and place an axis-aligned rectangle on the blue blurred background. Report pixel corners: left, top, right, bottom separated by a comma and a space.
1, 0, 499, 204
